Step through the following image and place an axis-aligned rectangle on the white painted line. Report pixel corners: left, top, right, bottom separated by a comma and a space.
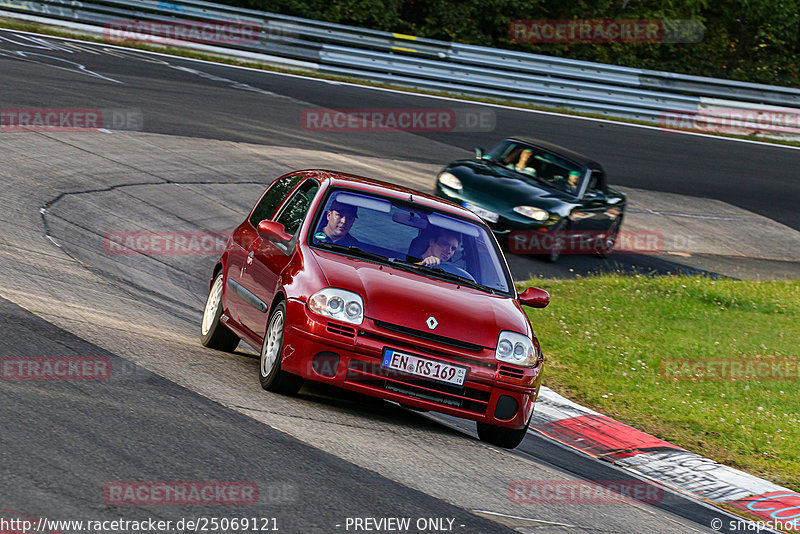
471, 510, 577, 528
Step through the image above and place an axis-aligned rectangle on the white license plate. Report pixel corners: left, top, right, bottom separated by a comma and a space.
382, 349, 467, 386
462, 202, 499, 223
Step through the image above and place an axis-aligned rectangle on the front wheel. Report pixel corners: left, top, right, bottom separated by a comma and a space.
476, 418, 530, 449
596, 218, 622, 258
200, 273, 240, 352
259, 301, 304, 395
542, 220, 568, 263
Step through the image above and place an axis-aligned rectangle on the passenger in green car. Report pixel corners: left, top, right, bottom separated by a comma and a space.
507, 148, 538, 177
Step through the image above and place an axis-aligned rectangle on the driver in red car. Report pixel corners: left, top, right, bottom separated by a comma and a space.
419, 229, 460, 267
315, 200, 362, 246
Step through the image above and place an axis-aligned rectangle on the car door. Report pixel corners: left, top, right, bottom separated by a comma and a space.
226, 174, 303, 326
570, 170, 611, 235
238, 179, 320, 339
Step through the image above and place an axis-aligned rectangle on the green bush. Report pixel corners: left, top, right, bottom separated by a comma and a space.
219, 0, 799, 87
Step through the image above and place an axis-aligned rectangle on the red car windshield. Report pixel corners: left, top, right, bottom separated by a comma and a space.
308, 189, 513, 295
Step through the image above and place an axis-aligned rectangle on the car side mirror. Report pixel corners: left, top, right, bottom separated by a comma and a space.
518, 287, 549, 308
257, 220, 291, 242
474, 147, 484, 159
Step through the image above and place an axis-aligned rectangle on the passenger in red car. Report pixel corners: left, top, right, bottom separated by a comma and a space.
319, 201, 361, 246
420, 229, 460, 267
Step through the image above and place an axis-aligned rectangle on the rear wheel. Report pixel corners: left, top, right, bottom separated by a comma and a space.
476, 418, 530, 449
259, 301, 304, 395
200, 274, 240, 352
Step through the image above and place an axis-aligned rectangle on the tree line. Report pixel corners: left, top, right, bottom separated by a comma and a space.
222, 0, 799, 87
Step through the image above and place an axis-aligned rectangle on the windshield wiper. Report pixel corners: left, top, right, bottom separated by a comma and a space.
314, 242, 389, 263
390, 258, 496, 294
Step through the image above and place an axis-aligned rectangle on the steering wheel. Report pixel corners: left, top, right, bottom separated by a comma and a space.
438, 262, 476, 282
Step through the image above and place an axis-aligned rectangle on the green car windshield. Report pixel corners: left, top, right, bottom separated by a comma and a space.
484, 141, 585, 195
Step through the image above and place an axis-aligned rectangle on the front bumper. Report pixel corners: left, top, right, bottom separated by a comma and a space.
279, 298, 542, 429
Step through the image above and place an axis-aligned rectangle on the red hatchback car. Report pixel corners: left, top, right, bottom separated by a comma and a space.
200, 170, 550, 448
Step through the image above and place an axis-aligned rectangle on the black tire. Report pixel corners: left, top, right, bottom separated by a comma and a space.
476, 418, 530, 449
200, 273, 240, 352
595, 218, 622, 258
259, 301, 304, 395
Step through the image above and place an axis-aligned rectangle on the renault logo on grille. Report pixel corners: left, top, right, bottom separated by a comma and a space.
426, 316, 438, 330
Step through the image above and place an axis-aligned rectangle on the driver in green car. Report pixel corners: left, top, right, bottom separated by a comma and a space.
566, 171, 582, 193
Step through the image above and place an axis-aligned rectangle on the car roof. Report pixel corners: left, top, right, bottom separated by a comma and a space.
505, 136, 604, 170
300, 169, 485, 223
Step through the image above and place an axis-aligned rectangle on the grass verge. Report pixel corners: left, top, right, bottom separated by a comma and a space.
521, 273, 800, 491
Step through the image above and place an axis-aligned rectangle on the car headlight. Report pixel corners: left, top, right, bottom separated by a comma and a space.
438, 172, 463, 191
308, 288, 364, 325
495, 331, 537, 366
513, 206, 549, 221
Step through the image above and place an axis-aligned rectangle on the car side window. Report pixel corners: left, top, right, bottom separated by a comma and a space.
275, 180, 320, 237
249, 175, 303, 227
588, 170, 605, 194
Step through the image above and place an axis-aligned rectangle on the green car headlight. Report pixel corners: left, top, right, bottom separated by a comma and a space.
438, 172, 463, 191
513, 206, 549, 221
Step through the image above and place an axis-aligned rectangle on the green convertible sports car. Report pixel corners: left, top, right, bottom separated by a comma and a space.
434, 136, 627, 262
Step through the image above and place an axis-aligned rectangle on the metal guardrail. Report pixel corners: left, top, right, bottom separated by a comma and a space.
1, 0, 799, 135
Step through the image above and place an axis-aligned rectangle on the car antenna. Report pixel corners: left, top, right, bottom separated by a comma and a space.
409, 194, 413, 201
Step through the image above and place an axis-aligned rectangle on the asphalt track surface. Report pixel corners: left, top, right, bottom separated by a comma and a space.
1, 29, 798, 233
0, 296, 508, 533
0, 29, 791, 533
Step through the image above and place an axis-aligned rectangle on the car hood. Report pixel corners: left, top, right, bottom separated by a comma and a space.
447, 159, 574, 212
312, 250, 529, 348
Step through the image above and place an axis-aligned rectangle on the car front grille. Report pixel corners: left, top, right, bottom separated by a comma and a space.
371, 320, 485, 352
345, 360, 490, 414
360, 327, 495, 369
